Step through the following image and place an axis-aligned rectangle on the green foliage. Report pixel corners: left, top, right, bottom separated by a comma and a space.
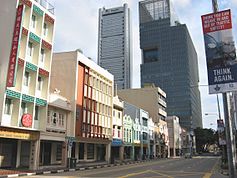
194, 127, 218, 152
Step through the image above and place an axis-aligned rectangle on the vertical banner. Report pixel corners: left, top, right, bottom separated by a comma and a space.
201, 9, 237, 94
6, 5, 24, 87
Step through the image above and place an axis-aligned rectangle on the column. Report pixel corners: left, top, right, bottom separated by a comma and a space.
29, 139, 40, 170
62, 141, 67, 167
84, 143, 87, 161
119, 146, 124, 161
105, 142, 111, 163
16, 140, 21, 168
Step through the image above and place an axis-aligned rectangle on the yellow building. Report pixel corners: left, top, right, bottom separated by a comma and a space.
0, 0, 55, 169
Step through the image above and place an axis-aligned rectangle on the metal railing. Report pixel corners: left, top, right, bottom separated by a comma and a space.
34, 0, 54, 14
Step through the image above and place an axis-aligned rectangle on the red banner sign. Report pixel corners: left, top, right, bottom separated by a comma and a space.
45, 13, 55, 24
6, 5, 24, 87
201, 9, 232, 34
21, 114, 33, 127
20, 0, 32, 8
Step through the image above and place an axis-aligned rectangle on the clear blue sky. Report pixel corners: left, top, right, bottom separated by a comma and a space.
49, 0, 237, 130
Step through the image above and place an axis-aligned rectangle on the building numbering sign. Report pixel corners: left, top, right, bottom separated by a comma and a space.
201, 9, 237, 94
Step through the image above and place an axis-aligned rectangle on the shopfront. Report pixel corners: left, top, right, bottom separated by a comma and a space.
0, 127, 39, 168
111, 138, 123, 161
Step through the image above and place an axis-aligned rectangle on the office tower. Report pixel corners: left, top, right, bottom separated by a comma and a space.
0, 0, 55, 169
98, 4, 132, 89
139, 0, 202, 130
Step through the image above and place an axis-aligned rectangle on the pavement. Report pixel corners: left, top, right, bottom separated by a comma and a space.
3, 156, 232, 178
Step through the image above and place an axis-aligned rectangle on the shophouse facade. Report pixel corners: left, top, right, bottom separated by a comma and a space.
40, 92, 72, 167
0, 0, 55, 169
51, 51, 114, 163
111, 96, 124, 161
166, 116, 182, 157
148, 117, 155, 158
158, 120, 170, 158
123, 113, 133, 160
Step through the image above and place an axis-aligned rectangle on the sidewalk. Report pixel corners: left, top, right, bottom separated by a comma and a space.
0, 159, 154, 178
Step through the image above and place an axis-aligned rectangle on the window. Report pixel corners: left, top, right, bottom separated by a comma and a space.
118, 112, 121, 119
43, 23, 48, 36
31, 14, 36, 28
87, 144, 94, 159
52, 112, 57, 126
56, 144, 62, 161
4, 98, 12, 115
27, 42, 33, 57
142, 117, 148, 126
24, 71, 30, 86
21, 102, 27, 116
40, 48, 45, 63
37, 76, 43, 90
143, 49, 159, 63
34, 106, 39, 120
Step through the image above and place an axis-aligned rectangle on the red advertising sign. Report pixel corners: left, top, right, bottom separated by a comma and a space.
21, 114, 33, 127
6, 5, 24, 87
202, 9, 232, 34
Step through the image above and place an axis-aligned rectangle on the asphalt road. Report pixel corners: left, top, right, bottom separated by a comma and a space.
22, 156, 228, 178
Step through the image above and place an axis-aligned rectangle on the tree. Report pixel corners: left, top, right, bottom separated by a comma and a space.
194, 127, 218, 153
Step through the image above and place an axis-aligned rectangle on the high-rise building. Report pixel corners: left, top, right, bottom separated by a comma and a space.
98, 4, 132, 89
139, 0, 202, 130
0, 0, 55, 169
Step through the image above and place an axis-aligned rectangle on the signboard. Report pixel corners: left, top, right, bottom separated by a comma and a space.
0, 128, 38, 140
111, 138, 123, 146
21, 114, 33, 127
201, 9, 237, 94
6, 5, 24, 87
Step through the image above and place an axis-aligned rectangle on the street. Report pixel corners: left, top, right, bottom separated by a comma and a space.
21, 157, 227, 178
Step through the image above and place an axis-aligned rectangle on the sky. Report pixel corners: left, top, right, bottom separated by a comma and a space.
49, 0, 237, 130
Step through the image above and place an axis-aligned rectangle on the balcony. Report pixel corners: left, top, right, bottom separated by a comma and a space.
34, 0, 54, 14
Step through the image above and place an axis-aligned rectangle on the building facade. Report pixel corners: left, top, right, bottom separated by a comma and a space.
139, 0, 202, 130
98, 4, 132, 89
122, 114, 133, 160
0, 0, 55, 169
118, 84, 167, 123
111, 96, 124, 161
166, 116, 182, 157
40, 92, 72, 167
51, 51, 114, 163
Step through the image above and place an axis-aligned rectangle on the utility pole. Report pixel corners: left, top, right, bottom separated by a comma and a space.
212, 1, 237, 177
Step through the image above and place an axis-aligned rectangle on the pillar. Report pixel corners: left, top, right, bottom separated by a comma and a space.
75, 142, 79, 159
29, 139, 40, 170
16, 140, 21, 168
62, 141, 67, 167
119, 146, 124, 161
84, 143, 87, 161
105, 142, 111, 163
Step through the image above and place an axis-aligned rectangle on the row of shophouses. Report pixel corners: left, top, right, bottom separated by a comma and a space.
0, 0, 192, 170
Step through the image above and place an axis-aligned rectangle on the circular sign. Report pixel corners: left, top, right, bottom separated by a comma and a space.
21, 114, 32, 127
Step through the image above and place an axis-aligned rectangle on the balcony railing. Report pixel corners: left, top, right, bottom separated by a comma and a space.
34, 0, 54, 14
